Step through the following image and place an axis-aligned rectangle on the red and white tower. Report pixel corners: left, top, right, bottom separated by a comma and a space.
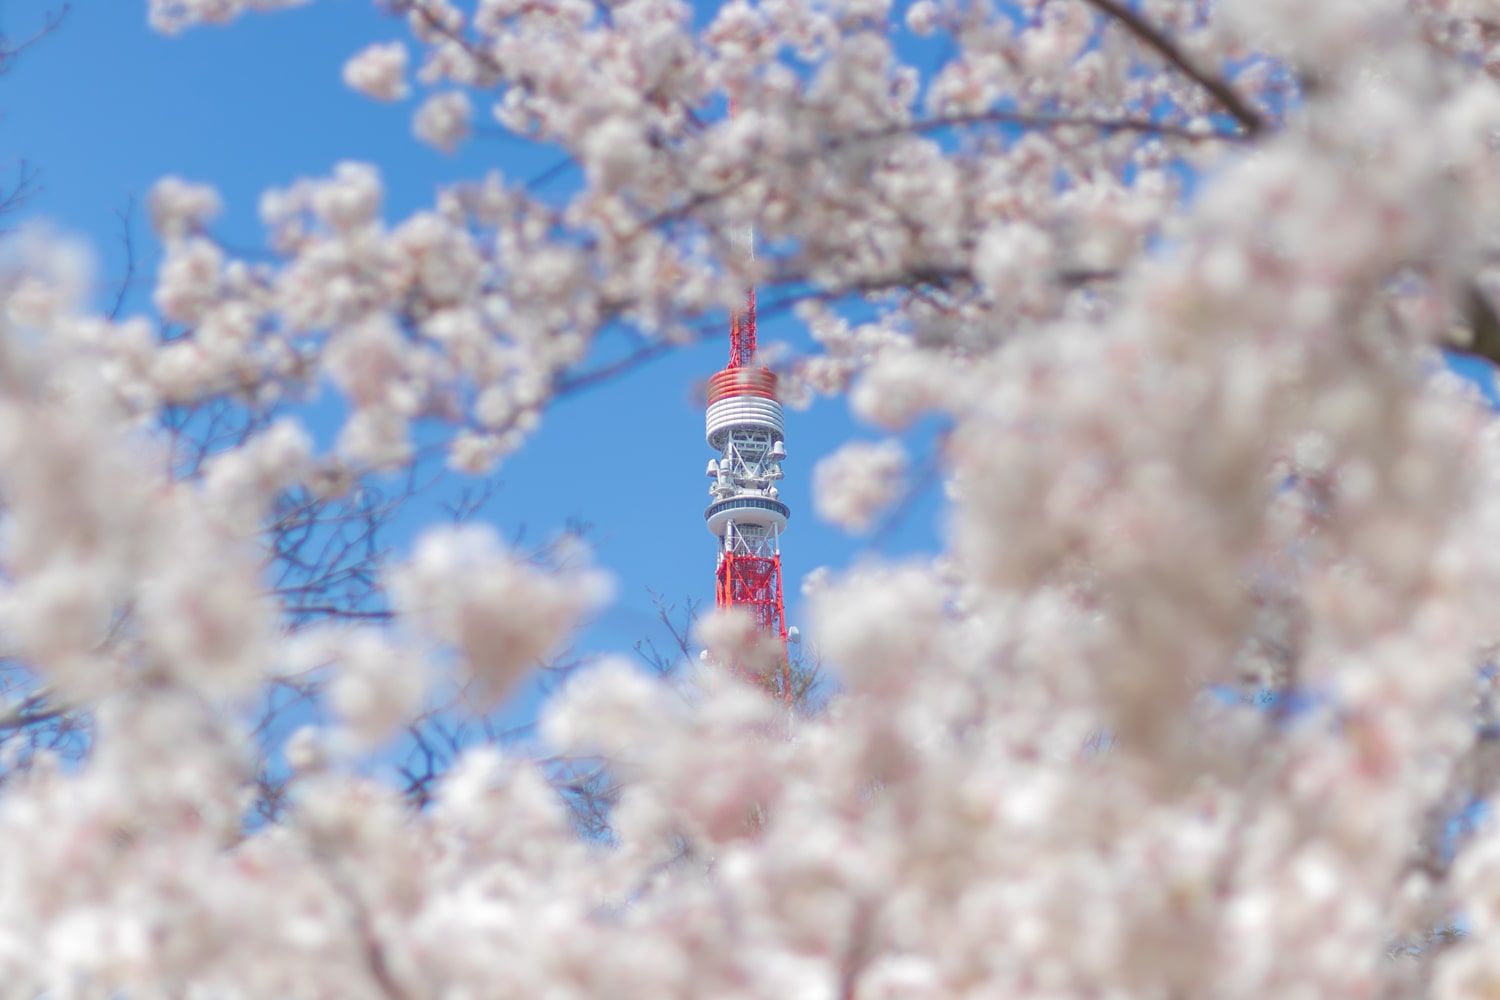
704, 283, 792, 700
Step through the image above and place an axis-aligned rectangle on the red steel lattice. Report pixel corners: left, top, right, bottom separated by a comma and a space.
717, 550, 791, 702
728, 285, 758, 369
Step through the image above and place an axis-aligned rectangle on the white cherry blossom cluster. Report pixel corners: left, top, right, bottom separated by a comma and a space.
343, 41, 411, 102
388, 524, 612, 705
9, 0, 1500, 996
812, 438, 908, 532
147, 0, 310, 35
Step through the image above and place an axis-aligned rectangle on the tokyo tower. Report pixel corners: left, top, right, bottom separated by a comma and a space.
703, 279, 793, 701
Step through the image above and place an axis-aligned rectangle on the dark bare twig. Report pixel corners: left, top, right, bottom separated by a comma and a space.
525, 155, 576, 191
1081, 0, 1265, 137
864, 426, 951, 553
556, 264, 975, 395
0, 690, 68, 733
1453, 281, 1500, 368
634, 590, 701, 676
836, 899, 876, 1000
441, 480, 502, 524
907, 107, 1246, 144
0, 160, 39, 230
108, 196, 137, 320
0, 4, 71, 75
313, 851, 415, 1000
555, 339, 680, 395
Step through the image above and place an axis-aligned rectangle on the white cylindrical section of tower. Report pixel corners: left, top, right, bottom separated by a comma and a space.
705, 497, 790, 536
706, 395, 784, 450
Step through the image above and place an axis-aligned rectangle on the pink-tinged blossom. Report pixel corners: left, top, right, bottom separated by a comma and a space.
324, 630, 427, 749
336, 404, 413, 469
849, 351, 962, 430
5, 274, 73, 332
342, 41, 411, 102
389, 525, 612, 705
147, 0, 310, 35
153, 237, 224, 324
972, 221, 1057, 311
135, 510, 272, 696
447, 429, 504, 474
147, 177, 222, 240
202, 418, 313, 533
904, 0, 938, 36
812, 563, 946, 694
388, 212, 484, 307
308, 161, 384, 232
541, 657, 676, 759
694, 606, 784, 680
413, 91, 472, 153
812, 438, 909, 532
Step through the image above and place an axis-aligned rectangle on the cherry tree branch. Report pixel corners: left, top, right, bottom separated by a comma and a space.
108, 196, 137, 320
0, 3, 71, 75
0, 690, 68, 733
315, 853, 416, 1000
1082, 0, 1266, 137
906, 107, 1249, 144
0, 160, 40, 231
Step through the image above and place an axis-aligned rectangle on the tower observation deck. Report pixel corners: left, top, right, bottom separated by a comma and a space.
704, 286, 792, 700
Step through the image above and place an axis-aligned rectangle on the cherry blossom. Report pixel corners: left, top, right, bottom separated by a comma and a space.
5, 0, 1500, 995
343, 41, 412, 102
412, 90, 472, 152
812, 438, 908, 532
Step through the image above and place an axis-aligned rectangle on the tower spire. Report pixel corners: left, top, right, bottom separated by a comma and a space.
728, 259, 756, 368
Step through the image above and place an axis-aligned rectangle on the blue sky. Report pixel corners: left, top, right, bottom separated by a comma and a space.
2, 0, 947, 697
